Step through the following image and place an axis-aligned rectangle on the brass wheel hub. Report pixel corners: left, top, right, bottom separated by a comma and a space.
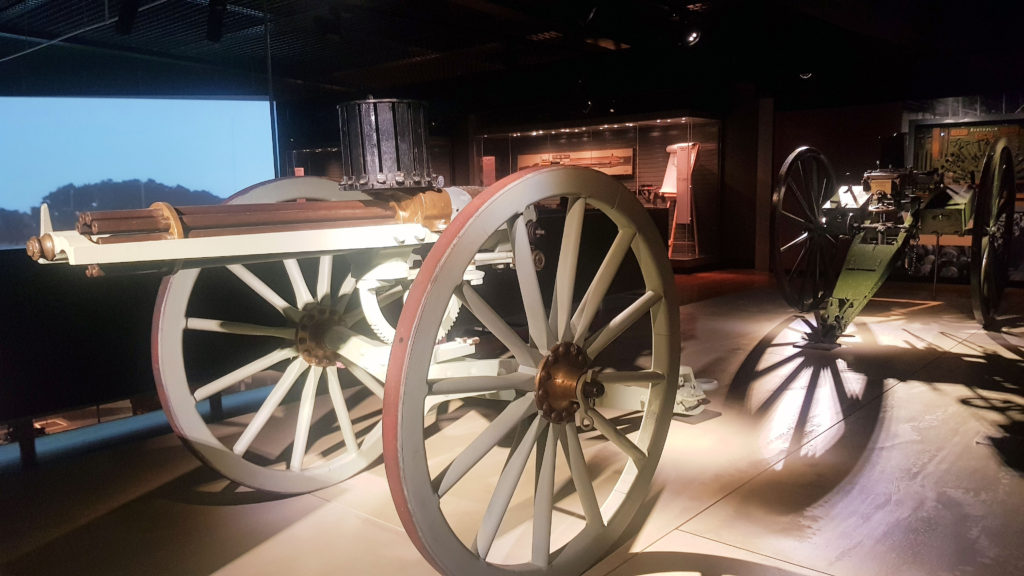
535, 342, 603, 423
295, 304, 345, 367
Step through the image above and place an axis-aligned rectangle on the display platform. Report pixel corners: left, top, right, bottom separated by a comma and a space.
0, 273, 1021, 576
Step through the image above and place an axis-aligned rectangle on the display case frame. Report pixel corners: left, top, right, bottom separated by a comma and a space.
473, 115, 721, 262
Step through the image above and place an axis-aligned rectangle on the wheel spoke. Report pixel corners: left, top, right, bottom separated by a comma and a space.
798, 158, 816, 217
560, 423, 603, 526
290, 366, 323, 471
193, 346, 297, 402
326, 367, 360, 453
316, 255, 333, 304
779, 231, 809, 253
232, 357, 307, 456
585, 407, 647, 466
513, 214, 553, 351
434, 393, 537, 497
785, 176, 814, 221
779, 208, 809, 226
571, 229, 635, 345
185, 317, 294, 339
283, 258, 315, 309
227, 264, 299, 320
336, 271, 357, 313
785, 239, 809, 283
812, 163, 826, 212
818, 174, 832, 209
803, 158, 816, 208
341, 358, 385, 398
476, 414, 546, 559
585, 290, 662, 359
533, 422, 558, 567
455, 282, 539, 367
551, 197, 585, 341
430, 373, 534, 395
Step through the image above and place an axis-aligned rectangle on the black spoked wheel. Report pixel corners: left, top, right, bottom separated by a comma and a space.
971, 138, 1016, 329
771, 147, 841, 312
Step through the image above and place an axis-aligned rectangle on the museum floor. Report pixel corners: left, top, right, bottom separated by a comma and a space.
1, 271, 1022, 576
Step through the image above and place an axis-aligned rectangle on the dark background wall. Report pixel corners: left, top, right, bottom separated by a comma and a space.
721, 87, 759, 267
0, 251, 161, 422
773, 102, 904, 183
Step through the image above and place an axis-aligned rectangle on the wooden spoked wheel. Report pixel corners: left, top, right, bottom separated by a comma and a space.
771, 147, 841, 312
384, 166, 679, 575
971, 138, 1016, 328
153, 177, 389, 494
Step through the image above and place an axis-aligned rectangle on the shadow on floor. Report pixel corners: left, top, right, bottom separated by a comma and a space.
721, 314, 894, 513
957, 330, 1024, 472
606, 550, 814, 576
722, 296, 1024, 512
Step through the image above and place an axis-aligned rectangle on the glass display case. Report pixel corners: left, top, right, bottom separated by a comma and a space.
473, 116, 720, 261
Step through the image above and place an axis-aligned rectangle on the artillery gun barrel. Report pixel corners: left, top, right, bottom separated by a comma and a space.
76, 201, 398, 235
26, 186, 477, 271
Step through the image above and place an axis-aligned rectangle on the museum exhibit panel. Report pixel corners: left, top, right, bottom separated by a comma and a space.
907, 114, 1024, 283
1, 2, 1023, 576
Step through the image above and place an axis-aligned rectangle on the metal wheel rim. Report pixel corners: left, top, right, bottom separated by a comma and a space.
770, 147, 840, 312
383, 166, 679, 575
971, 140, 1016, 327
153, 177, 385, 494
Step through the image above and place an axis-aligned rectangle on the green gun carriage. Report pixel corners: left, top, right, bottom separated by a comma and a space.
770, 139, 1017, 345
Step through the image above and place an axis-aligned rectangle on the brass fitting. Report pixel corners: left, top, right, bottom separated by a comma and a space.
25, 234, 56, 261
295, 304, 346, 367
149, 201, 185, 239
390, 189, 453, 231
535, 342, 591, 423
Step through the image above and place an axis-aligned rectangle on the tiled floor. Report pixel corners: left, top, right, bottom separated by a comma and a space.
1, 272, 1022, 576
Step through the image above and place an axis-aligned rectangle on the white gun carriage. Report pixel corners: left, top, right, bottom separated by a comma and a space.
26, 99, 682, 576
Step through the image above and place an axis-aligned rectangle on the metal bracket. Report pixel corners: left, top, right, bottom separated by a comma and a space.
674, 365, 708, 416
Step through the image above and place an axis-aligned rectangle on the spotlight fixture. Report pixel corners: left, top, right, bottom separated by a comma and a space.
207, 0, 227, 43
116, 0, 140, 35
685, 29, 701, 46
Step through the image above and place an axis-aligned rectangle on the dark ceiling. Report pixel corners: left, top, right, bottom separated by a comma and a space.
2, 0, 1024, 129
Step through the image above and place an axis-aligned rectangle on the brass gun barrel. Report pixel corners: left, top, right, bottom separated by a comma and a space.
76, 200, 398, 235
